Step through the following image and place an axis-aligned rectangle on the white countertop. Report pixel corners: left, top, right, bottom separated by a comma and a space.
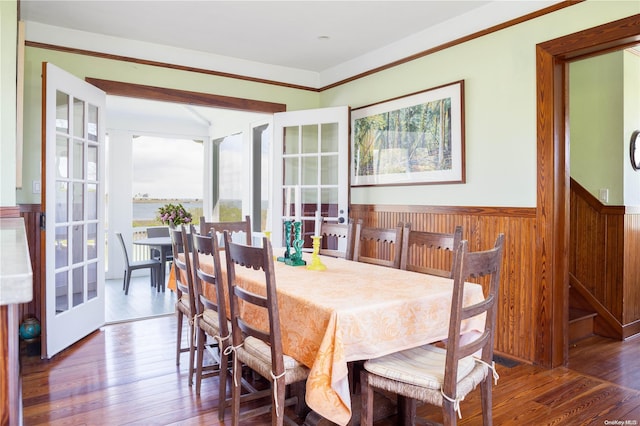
0, 218, 33, 305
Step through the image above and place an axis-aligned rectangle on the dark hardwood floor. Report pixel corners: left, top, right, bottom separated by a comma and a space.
21, 317, 640, 425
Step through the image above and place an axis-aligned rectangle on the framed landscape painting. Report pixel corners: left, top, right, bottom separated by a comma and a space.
351, 80, 465, 186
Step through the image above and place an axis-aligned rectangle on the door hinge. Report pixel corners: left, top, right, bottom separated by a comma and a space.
40, 212, 46, 230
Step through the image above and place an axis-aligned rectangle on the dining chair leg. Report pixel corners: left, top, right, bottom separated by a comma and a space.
442, 399, 457, 426
176, 312, 183, 366
124, 270, 131, 295
397, 395, 415, 426
230, 355, 242, 426
291, 381, 307, 417
195, 328, 205, 395
480, 376, 492, 425
360, 371, 374, 426
272, 375, 286, 426
122, 269, 126, 290
188, 322, 195, 386
217, 344, 229, 421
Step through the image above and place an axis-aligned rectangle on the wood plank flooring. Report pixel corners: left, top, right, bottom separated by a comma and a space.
21, 317, 640, 425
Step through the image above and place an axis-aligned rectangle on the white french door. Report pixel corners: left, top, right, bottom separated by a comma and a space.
270, 106, 349, 249
43, 63, 106, 358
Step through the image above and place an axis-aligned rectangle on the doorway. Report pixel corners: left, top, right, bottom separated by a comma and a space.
535, 14, 640, 368
100, 85, 280, 322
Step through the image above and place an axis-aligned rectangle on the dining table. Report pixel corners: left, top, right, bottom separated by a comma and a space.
168, 249, 486, 426
133, 236, 173, 291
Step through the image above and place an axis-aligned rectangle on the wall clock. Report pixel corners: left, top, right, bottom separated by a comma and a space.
631, 130, 640, 171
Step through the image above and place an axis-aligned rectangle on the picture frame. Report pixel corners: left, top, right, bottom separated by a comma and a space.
630, 130, 640, 171
351, 80, 465, 186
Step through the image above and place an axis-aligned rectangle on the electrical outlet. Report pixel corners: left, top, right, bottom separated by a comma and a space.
598, 188, 608, 203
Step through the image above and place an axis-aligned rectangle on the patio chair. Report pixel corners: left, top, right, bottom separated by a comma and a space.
115, 232, 161, 295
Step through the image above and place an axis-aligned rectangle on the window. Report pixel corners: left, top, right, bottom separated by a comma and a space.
132, 135, 204, 227
215, 134, 243, 221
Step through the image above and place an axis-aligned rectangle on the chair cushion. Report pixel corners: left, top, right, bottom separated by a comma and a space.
242, 336, 301, 370
364, 344, 475, 389
201, 309, 220, 328
176, 295, 191, 315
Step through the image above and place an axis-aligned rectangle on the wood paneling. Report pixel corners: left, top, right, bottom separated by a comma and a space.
623, 214, 640, 325
350, 204, 537, 363
85, 78, 287, 114
536, 13, 640, 368
569, 179, 640, 339
17, 204, 42, 324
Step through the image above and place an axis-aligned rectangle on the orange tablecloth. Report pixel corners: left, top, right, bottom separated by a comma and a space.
170, 252, 485, 425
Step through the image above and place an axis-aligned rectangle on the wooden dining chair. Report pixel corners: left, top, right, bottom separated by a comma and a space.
352, 220, 404, 269
199, 215, 252, 247
170, 225, 197, 385
189, 228, 231, 419
361, 234, 505, 426
400, 223, 463, 278
224, 232, 309, 426
115, 232, 161, 295
318, 219, 355, 260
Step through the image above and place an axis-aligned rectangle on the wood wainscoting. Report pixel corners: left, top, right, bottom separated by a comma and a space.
350, 204, 537, 364
18, 204, 42, 324
569, 179, 640, 340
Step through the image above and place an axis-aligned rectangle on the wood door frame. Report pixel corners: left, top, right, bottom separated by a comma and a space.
85, 78, 287, 114
536, 14, 640, 368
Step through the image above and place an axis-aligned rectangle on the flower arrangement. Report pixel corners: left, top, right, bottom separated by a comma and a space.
157, 203, 192, 226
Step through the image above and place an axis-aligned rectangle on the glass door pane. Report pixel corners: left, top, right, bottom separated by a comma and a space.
272, 107, 349, 250
44, 63, 106, 358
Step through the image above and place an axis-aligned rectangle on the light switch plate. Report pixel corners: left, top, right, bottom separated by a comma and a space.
32, 180, 41, 194
598, 188, 608, 203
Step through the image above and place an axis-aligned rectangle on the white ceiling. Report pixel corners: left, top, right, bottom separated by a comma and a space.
19, 0, 564, 132
20, 0, 563, 88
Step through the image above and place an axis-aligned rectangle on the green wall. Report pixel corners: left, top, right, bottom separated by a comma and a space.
12, 0, 640, 209
320, 0, 639, 207
1, 1, 17, 206
570, 49, 640, 207
570, 51, 624, 205
623, 50, 640, 206
17, 48, 321, 204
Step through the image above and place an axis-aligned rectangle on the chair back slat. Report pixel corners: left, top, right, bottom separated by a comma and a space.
171, 226, 195, 313
146, 226, 169, 238
400, 224, 463, 277
319, 220, 355, 260
116, 233, 131, 267
200, 215, 252, 247
353, 220, 403, 269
